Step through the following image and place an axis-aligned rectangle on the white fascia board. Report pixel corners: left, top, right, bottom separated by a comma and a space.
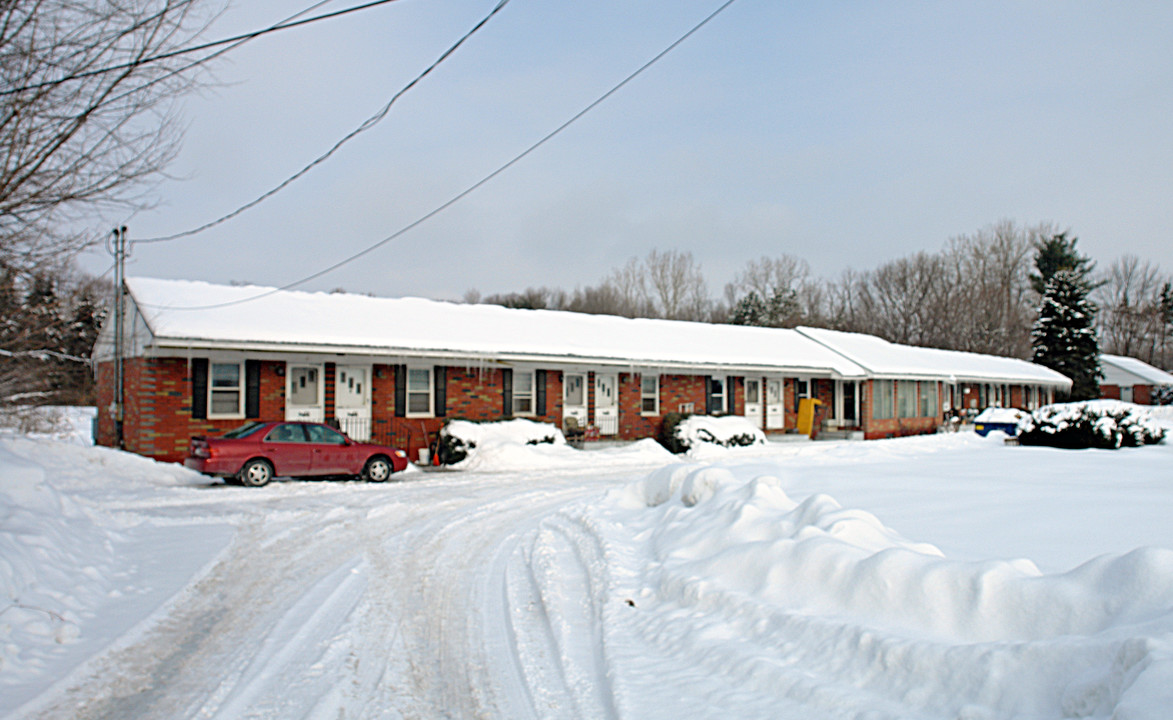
144, 338, 846, 378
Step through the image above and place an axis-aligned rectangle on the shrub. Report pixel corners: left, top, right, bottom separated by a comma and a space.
663, 414, 767, 454
1017, 401, 1166, 449
436, 418, 563, 465
659, 412, 692, 454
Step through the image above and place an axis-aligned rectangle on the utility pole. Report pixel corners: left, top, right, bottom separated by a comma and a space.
111, 226, 127, 448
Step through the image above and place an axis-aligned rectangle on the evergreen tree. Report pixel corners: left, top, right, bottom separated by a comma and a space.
1030, 232, 1096, 295
729, 288, 799, 328
1032, 270, 1102, 400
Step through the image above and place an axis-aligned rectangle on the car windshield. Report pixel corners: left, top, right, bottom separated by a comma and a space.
221, 422, 266, 439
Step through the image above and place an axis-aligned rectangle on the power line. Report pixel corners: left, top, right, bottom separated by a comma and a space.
1, 0, 402, 98
135, 0, 511, 245
144, 0, 740, 312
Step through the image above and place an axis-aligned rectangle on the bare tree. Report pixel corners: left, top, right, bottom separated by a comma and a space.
1096, 255, 1169, 363
643, 249, 710, 321
852, 252, 952, 347
1, 0, 215, 271
942, 220, 1036, 357
600, 256, 653, 318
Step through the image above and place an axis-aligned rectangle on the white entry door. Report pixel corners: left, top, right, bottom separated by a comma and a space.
744, 378, 763, 428
335, 365, 371, 440
765, 379, 784, 430
286, 364, 324, 422
594, 373, 619, 436
563, 373, 588, 428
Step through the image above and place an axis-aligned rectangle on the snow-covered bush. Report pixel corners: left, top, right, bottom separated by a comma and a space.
436, 418, 564, 465
1155, 385, 1173, 406
663, 414, 766, 454
1017, 401, 1166, 449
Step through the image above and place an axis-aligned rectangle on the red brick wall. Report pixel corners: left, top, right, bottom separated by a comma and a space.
375, 366, 566, 460
618, 373, 657, 439
100, 359, 574, 465
660, 375, 707, 416
95, 357, 287, 463
95, 361, 116, 448
614, 373, 723, 441
862, 379, 941, 440
1100, 384, 1155, 404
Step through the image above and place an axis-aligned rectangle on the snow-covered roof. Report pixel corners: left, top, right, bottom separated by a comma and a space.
796, 326, 1072, 388
1100, 354, 1173, 387
119, 278, 868, 377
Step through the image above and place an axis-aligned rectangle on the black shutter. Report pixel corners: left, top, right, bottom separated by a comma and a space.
728, 376, 736, 414
394, 364, 406, 417
245, 360, 261, 418
535, 369, 547, 416
704, 375, 713, 415
191, 358, 208, 419
502, 368, 513, 416
434, 366, 447, 418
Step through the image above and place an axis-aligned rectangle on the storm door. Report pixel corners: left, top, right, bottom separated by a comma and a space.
594, 373, 619, 436
765, 379, 784, 430
744, 378, 763, 428
335, 365, 371, 440
563, 373, 588, 429
285, 364, 324, 422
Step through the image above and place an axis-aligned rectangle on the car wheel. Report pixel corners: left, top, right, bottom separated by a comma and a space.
363, 456, 393, 483
239, 459, 274, 487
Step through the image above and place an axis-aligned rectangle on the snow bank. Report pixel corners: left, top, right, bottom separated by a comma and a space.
534, 464, 1173, 717
671, 415, 766, 455
0, 444, 116, 677
438, 418, 565, 468
437, 419, 675, 471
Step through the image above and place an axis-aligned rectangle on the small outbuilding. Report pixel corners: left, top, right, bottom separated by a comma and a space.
1099, 354, 1173, 405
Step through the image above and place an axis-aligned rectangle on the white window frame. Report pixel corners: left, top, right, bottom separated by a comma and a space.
897, 380, 917, 418
745, 378, 761, 406
406, 366, 433, 418
208, 360, 245, 419
873, 379, 894, 419
919, 381, 938, 418
640, 374, 659, 416
710, 376, 726, 414
512, 370, 535, 416
796, 378, 811, 400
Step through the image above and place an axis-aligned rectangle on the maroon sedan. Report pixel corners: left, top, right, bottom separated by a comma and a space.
185, 421, 409, 487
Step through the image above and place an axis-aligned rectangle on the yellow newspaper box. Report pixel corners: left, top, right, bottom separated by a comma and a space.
797, 397, 823, 436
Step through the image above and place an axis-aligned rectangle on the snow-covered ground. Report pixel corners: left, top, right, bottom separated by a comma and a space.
3, 407, 1173, 719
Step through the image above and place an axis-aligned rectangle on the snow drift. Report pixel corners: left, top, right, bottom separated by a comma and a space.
513, 463, 1173, 718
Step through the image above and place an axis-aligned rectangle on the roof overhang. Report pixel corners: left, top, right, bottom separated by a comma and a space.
144, 337, 859, 379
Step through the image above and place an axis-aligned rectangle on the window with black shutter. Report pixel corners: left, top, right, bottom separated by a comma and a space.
245, 360, 261, 418
394, 364, 407, 417
434, 366, 447, 418
191, 358, 208, 419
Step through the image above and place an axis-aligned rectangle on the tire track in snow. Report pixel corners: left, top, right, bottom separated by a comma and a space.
18, 471, 635, 720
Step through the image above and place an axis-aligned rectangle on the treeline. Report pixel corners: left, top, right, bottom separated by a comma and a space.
465, 220, 1173, 369
0, 262, 108, 406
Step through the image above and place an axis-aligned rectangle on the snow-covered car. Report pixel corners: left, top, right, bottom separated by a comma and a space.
185, 421, 409, 487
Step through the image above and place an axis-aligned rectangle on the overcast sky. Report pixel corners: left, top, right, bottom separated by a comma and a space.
81, 0, 1173, 302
